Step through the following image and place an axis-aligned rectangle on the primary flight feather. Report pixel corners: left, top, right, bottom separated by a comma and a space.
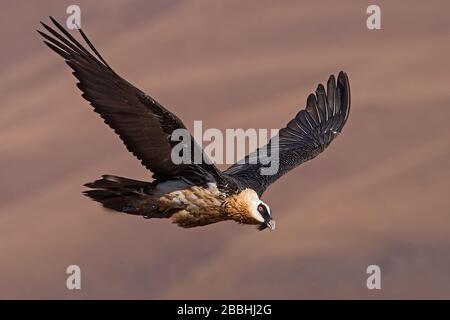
38, 17, 350, 231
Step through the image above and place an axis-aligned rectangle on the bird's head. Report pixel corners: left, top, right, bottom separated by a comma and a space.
225, 189, 275, 231
255, 201, 275, 231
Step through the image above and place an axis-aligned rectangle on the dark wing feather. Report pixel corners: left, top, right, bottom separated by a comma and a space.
38, 17, 221, 183
225, 72, 351, 196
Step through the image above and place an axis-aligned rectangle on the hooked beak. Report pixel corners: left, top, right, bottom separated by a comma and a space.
258, 219, 276, 231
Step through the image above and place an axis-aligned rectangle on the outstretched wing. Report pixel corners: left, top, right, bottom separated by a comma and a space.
225, 72, 351, 196
38, 17, 221, 184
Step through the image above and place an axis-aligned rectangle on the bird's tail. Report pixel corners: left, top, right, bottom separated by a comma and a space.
83, 175, 159, 217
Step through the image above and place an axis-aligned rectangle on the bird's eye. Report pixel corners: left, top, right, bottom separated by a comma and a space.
258, 204, 265, 212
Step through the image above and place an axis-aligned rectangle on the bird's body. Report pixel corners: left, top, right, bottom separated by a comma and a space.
38, 17, 351, 231
84, 175, 268, 229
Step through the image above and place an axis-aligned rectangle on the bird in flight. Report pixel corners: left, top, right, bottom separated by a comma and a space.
38, 17, 350, 231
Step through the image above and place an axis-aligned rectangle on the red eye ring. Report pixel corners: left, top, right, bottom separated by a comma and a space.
258, 205, 264, 212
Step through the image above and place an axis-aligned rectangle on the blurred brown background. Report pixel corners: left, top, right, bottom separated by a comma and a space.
1, 0, 449, 299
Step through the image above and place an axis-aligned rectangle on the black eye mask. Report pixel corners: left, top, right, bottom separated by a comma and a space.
257, 204, 271, 220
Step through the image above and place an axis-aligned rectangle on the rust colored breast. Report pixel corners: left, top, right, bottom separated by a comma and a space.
157, 183, 228, 228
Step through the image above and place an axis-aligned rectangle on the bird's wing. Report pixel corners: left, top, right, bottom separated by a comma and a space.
38, 17, 221, 184
224, 72, 350, 196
